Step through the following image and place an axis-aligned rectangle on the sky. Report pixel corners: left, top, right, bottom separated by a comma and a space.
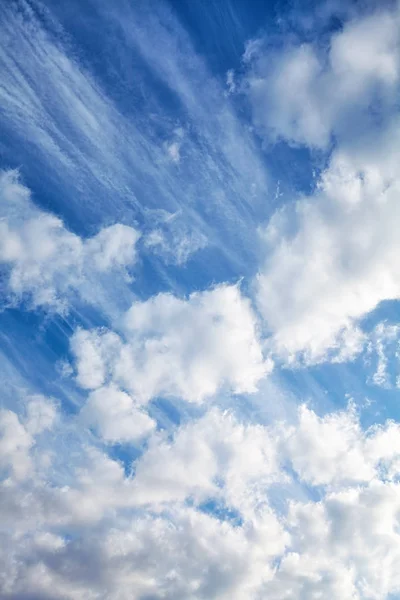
2, 0, 400, 598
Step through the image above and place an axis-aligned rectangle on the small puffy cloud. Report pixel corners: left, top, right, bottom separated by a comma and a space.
242, 7, 400, 148
70, 328, 122, 390
0, 170, 140, 312
84, 224, 140, 272
80, 385, 155, 443
164, 126, 185, 163
71, 284, 271, 403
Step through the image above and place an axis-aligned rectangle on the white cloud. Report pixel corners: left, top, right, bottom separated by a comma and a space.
84, 224, 140, 273
166, 140, 181, 163
0, 0, 270, 283
0, 410, 33, 480
242, 7, 400, 148
240, 4, 400, 365
282, 404, 400, 487
80, 385, 155, 444
2, 399, 400, 598
144, 208, 207, 265
70, 328, 122, 390
71, 284, 271, 403
271, 481, 400, 600
226, 69, 236, 94
3, 3, 400, 599
0, 395, 56, 480
0, 170, 140, 312
255, 141, 400, 363
24, 395, 57, 436
366, 322, 400, 388
131, 408, 281, 514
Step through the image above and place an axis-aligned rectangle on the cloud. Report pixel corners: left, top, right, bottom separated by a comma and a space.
24, 395, 58, 436
226, 69, 236, 94
80, 385, 155, 444
3, 2, 400, 599
282, 403, 400, 487
255, 135, 400, 363
0, 395, 56, 480
0, 170, 140, 313
365, 322, 400, 388
2, 398, 400, 598
130, 408, 281, 514
0, 410, 33, 480
236, 3, 400, 366
1, 505, 287, 600
71, 284, 271, 403
166, 141, 181, 163
143, 208, 207, 266
0, 0, 270, 280
242, 6, 400, 148
271, 481, 400, 600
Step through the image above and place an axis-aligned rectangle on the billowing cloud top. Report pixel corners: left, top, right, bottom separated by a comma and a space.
71, 284, 270, 404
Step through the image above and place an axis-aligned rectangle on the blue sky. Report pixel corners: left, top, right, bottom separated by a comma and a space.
2, 0, 400, 598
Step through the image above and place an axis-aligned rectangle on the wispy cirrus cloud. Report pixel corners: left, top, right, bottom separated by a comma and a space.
0, 0, 269, 279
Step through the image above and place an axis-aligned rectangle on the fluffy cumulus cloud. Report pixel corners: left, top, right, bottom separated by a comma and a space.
253, 95, 400, 364
238, 4, 400, 364
80, 385, 155, 443
2, 399, 400, 599
0, 395, 56, 480
0, 170, 140, 312
282, 404, 400, 487
130, 408, 281, 513
242, 6, 400, 148
255, 145, 400, 362
70, 284, 271, 403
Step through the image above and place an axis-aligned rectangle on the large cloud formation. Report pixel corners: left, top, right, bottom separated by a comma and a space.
239, 4, 400, 364
2, 399, 400, 599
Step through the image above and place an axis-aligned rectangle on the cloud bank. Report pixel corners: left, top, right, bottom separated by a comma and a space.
2, 399, 400, 599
